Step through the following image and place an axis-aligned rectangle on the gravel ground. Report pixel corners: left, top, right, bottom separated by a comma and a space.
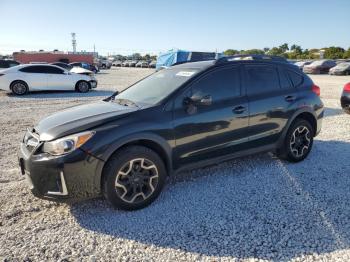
0, 68, 349, 261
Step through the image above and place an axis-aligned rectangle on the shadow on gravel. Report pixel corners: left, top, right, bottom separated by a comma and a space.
6, 90, 114, 99
324, 107, 344, 118
71, 140, 350, 260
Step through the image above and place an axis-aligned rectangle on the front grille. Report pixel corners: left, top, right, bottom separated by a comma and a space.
23, 129, 40, 153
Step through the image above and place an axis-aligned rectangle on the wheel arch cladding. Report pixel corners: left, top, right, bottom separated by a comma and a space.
98, 137, 172, 193
292, 112, 317, 136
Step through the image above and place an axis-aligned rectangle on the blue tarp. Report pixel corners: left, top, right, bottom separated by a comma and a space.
156, 49, 190, 69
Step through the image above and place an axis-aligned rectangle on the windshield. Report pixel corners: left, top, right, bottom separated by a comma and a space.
310, 60, 324, 66
115, 68, 199, 106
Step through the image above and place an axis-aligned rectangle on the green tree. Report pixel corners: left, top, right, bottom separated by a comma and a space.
267, 47, 283, 56
224, 49, 239, 56
263, 47, 270, 53
279, 43, 289, 52
241, 49, 265, 55
343, 48, 350, 59
324, 46, 345, 59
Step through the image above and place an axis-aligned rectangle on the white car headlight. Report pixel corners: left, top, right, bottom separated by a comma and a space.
42, 131, 95, 156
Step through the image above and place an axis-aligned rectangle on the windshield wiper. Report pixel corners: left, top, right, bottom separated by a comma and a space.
114, 98, 140, 108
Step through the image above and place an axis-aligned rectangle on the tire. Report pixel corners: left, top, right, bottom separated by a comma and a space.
102, 64, 106, 69
278, 119, 314, 162
10, 81, 28, 95
76, 81, 90, 93
103, 146, 167, 210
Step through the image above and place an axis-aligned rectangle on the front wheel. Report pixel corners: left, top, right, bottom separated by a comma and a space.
278, 119, 314, 162
76, 81, 90, 93
103, 146, 167, 210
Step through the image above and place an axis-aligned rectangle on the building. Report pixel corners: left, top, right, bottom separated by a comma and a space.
13, 50, 94, 64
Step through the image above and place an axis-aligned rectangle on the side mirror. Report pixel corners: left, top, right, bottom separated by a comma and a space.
184, 94, 212, 107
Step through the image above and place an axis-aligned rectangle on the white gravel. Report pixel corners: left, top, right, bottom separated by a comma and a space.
0, 68, 349, 261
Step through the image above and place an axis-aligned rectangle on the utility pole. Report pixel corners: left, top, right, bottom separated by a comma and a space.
71, 33, 77, 53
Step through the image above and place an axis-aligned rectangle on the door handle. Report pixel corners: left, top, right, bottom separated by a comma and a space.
233, 105, 246, 114
285, 95, 296, 102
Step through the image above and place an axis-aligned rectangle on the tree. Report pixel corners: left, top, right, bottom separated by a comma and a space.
224, 49, 239, 56
241, 49, 265, 55
267, 47, 283, 56
279, 43, 289, 53
143, 54, 151, 61
324, 46, 345, 59
343, 48, 350, 59
132, 53, 142, 60
290, 44, 302, 55
263, 47, 270, 53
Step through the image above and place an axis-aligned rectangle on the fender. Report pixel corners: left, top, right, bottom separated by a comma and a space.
93, 132, 173, 192
276, 106, 317, 148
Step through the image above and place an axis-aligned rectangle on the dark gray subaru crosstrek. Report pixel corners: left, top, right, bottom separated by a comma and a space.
18, 55, 324, 210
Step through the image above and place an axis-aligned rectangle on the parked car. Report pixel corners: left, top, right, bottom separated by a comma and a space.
0, 59, 20, 68
18, 55, 323, 210
341, 82, 350, 114
100, 60, 112, 69
0, 64, 97, 95
303, 60, 336, 74
294, 61, 311, 70
51, 62, 73, 71
148, 60, 156, 68
136, 61, 149, 68
329, 62, 350, 75
122, 60, 130, 67
128, 60, 137, 67
112, 60, 122, 67
69, 62, 99, 74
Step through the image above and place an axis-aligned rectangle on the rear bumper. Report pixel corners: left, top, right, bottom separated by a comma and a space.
18, 142, 103, 202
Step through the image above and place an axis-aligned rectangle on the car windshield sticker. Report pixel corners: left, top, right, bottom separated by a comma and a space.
176, 71, 195, 77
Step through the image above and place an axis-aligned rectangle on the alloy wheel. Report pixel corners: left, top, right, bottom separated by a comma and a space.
12, 82, 27, 95
115, 158, 159, 204
78, 81, 89, 92
289, 126, 311, 158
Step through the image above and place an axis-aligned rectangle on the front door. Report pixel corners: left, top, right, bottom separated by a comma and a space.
172, 65, 250, 169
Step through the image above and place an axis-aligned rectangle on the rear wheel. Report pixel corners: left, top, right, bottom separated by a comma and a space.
103, 146, 166, 210
278, 119, 314, 162
76, 81, 90, 93
10, 81, 28, 95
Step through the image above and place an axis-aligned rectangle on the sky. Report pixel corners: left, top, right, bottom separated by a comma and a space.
1, 0, 349, 56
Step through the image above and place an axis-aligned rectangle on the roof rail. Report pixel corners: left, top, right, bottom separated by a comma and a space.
215, 54, 287, 64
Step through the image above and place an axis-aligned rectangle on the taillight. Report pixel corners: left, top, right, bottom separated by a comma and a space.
344, 83, 350, 93
312, 84, 320, 96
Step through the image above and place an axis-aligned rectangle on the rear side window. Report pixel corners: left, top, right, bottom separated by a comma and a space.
287, 70, 303, 87
20, 66, 44, 73
279, 68, 293, 89
246, 65, 280, 95
190, 66, 241, 102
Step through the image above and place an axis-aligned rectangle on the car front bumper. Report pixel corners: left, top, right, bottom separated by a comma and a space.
18, 140, 103, 202
90, 80, 97, 88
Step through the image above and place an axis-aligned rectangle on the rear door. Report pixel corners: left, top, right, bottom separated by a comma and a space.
172, 65, 250, 168
19, 66, 48, 90
244, 63, 297, 146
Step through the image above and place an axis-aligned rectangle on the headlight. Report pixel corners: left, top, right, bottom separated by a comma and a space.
42, 131, 95, 156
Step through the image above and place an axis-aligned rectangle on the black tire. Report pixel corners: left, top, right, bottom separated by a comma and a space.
10, 81, 28, 95
103, 146, 167, 210
278, 119, 314, 162
76, 81, 90, 93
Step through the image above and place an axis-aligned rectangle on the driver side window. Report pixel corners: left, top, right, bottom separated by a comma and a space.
174, 66, 241, 109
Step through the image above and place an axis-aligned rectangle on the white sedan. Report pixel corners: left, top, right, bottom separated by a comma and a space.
0, 64, 97, 95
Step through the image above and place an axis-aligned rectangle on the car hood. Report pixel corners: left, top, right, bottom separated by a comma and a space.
70, 67, 93, 75
35, 101, 138, 141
